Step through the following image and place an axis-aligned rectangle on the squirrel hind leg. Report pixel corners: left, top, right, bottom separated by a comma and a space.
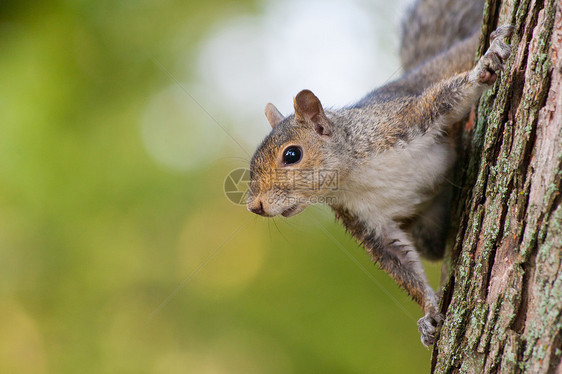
404, 186, 453, 261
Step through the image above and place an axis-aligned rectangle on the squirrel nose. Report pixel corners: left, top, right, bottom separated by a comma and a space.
248, 200, 265, 216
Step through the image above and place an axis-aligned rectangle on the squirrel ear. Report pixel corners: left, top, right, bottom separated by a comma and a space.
264, 103, 284, 128
293, 89, 332, 136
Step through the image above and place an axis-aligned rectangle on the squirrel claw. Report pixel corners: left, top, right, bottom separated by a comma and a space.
473, 24, 514, 85
417, 312, 444, 347
490, 24, 515, 42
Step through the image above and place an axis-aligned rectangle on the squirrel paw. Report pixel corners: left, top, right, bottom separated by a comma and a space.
474, 25, 514, 85
417, 312, 444, 348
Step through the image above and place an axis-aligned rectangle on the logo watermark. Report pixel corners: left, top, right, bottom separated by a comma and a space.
269, 169, 339, 191
224, 168, 339, 206
224, 168, 251, 205
265, 195, 338, 206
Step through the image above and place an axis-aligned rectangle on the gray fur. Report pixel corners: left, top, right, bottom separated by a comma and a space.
247, 0, 513, 347
400, 0, 486, 71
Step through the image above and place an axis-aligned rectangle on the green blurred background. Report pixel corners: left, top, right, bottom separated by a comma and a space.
0, 0, 442, 372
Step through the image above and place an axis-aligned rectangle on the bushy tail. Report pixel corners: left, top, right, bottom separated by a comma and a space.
399, 0, 485, 72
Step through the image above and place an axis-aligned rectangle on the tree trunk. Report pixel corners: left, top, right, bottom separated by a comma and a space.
431, 0, 562, 373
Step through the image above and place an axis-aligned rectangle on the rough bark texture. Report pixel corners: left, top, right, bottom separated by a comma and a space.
432, 0, 562, 373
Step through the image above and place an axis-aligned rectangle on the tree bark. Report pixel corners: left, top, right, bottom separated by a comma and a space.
432, 0, 562, 373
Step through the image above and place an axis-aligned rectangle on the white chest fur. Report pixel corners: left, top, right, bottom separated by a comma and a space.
337, 132, 455, 229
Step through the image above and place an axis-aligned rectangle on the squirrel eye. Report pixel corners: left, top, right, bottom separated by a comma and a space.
282, 146, 302, 165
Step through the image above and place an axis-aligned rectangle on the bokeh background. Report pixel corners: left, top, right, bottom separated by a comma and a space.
0, 0, 443, 372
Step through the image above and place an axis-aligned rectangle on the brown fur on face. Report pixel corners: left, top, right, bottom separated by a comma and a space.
248, 110, 338, 217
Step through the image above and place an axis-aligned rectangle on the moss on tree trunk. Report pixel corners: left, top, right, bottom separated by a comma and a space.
431, 0, 562, 372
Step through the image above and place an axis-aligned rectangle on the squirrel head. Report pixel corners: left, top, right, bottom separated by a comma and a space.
247, 90, 342, 218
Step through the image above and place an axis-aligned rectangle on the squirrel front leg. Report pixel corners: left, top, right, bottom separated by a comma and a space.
333, 207, 442, 347
402, 25, 514, 133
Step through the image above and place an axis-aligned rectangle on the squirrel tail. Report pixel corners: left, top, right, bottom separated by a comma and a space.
399, 0, 485, 72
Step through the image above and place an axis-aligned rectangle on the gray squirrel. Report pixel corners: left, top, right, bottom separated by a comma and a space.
246, 0, 513, 347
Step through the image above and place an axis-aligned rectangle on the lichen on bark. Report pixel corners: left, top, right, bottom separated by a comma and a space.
431, 0, 562, 373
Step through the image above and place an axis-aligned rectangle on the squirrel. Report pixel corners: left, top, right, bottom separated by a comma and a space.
246, 0, 513, 347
